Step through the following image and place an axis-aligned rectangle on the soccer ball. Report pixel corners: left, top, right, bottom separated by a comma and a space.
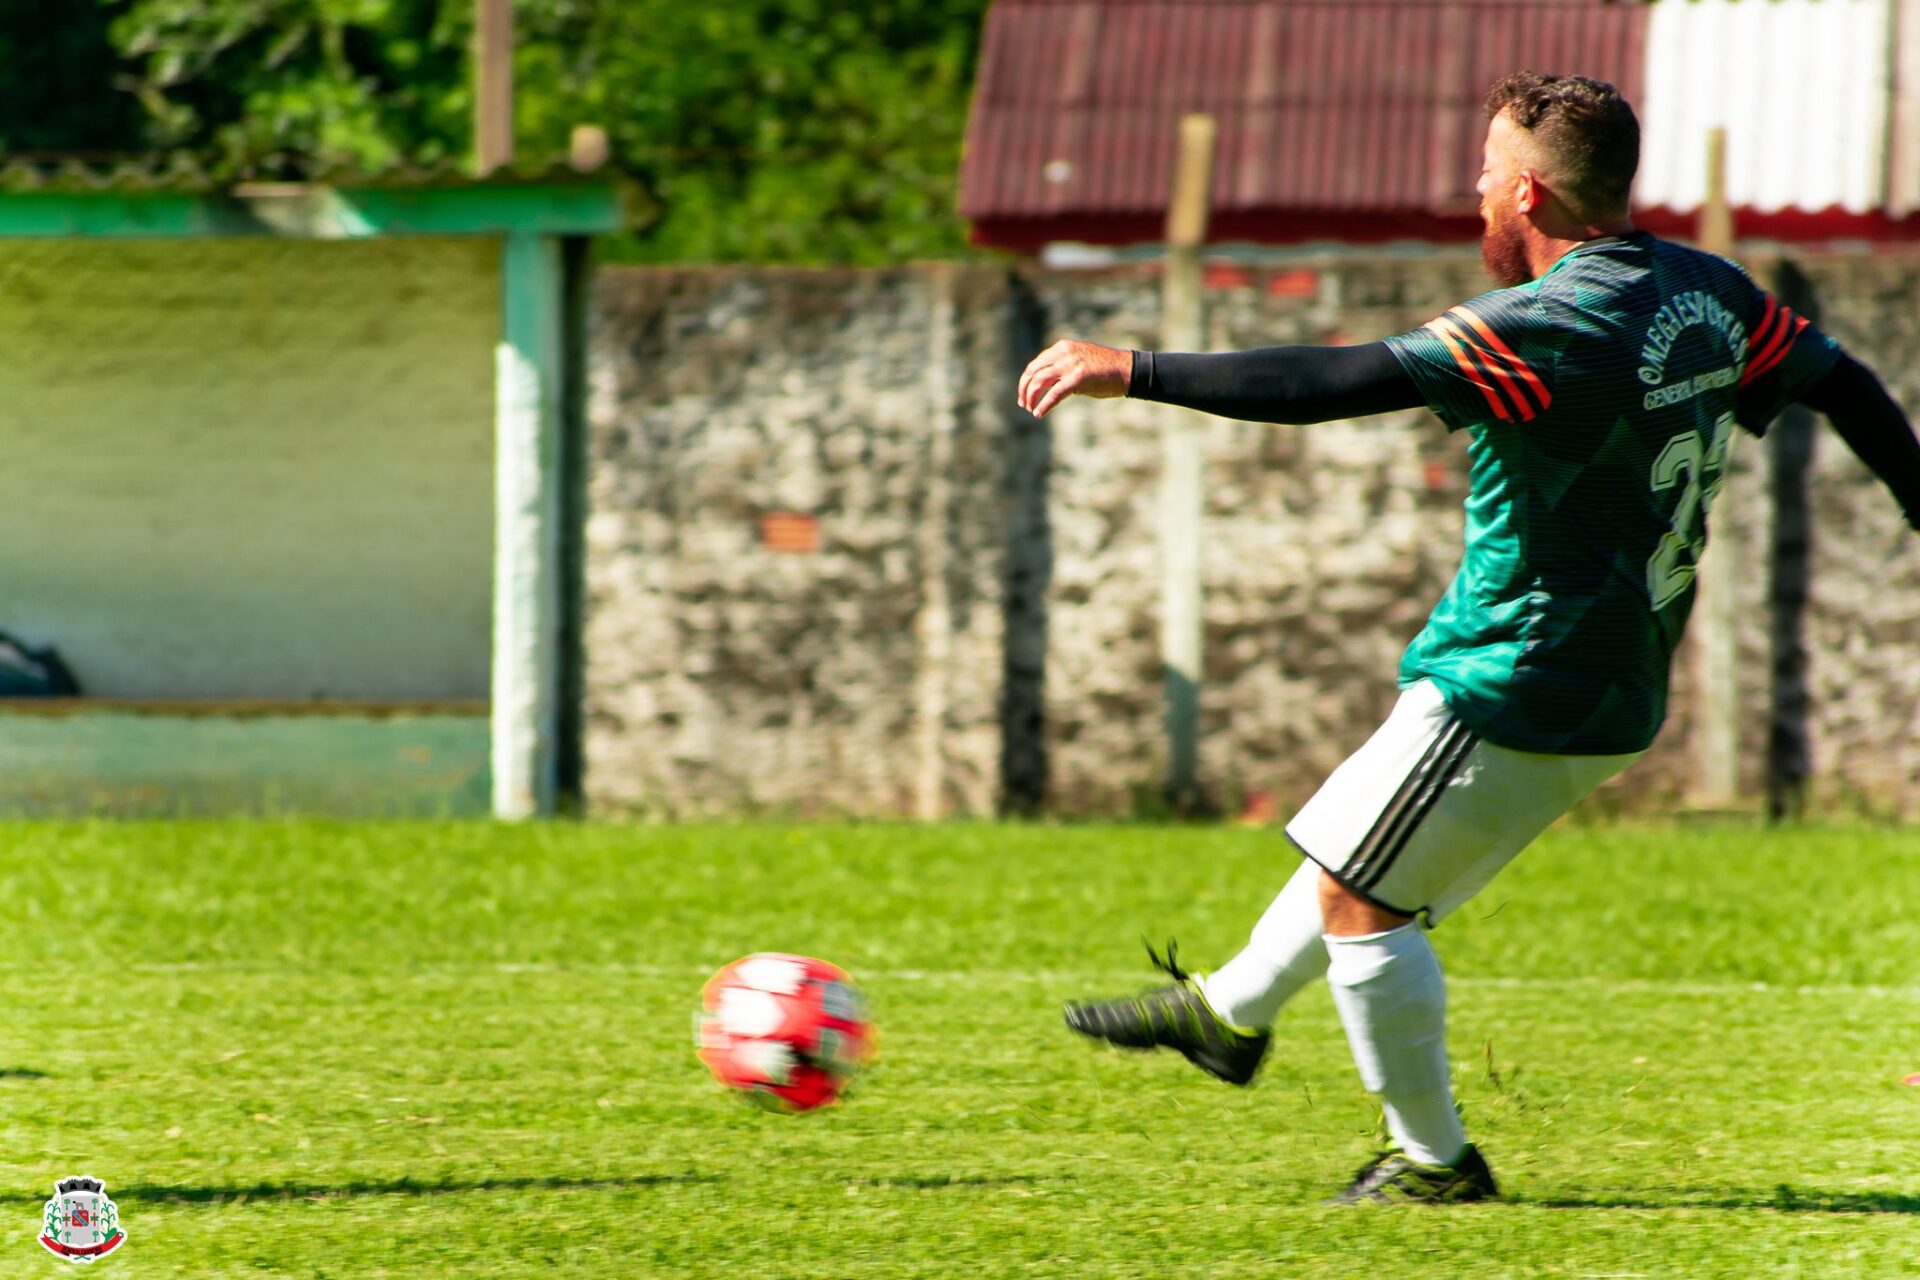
695, 953, 874, 1114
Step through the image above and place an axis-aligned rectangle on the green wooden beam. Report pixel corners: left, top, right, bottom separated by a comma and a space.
491, 231, 569, 819
0, 182, 637, 240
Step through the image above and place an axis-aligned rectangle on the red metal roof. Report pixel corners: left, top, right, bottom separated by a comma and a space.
960, 0, 1648, 250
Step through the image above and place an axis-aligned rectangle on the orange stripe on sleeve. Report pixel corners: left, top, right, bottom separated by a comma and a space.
1745, 302, 1793, 366
1431, 316, 1539, 422
1432, 316, 1528, 420
1424, 318, 1513, 422
1741, 310, 1806, 387
1446, 306, 1551, 414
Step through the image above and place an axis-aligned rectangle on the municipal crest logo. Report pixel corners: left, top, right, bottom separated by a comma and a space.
39, 1177, 124, 1264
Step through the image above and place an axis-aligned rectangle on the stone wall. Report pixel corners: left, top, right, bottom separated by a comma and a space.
582, 252, 1920, 818
1022, 259, 1487, 813
1799, 255, 1920, 814
584, 266, 1038, 816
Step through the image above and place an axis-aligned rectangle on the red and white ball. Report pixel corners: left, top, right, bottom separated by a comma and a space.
695, 953, 874, 1113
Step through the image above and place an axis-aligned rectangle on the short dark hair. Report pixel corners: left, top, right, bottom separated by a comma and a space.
1484, 72, 1640, 219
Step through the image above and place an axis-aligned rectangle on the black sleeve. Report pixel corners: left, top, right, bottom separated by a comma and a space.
1797, 351, 1920, 532
1127, 341, 1425, 425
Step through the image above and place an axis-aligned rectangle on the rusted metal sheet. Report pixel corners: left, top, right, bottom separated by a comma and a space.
961, 0, 1647, 244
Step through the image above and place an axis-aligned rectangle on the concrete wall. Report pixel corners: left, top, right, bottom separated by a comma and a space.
0, 704, 489, 817
576, 252, 1920, 818
0, 238, 498, 700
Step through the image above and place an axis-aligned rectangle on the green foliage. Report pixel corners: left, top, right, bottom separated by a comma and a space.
0, 819, 1912, 1276
513, 0, 989, 262
111, 0, 471, 173
93, 0, 988, 261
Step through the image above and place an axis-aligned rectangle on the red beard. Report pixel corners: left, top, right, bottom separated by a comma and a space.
1480, 206, 1532, 287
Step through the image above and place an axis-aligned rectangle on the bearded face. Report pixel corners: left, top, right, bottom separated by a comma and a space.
1477, 111, 1537, 287
1479, 195, 1532, 287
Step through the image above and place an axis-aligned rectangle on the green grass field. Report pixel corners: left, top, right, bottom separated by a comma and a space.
0, 820, 1914, 1277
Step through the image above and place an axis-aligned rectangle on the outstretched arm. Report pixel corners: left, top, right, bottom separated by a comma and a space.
1796, 352, 1920, 532
1017, 340, 1423, 423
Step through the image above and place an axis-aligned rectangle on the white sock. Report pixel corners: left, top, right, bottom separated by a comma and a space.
1324, 924, 1468, 1168
1197, 860, 1329, 1029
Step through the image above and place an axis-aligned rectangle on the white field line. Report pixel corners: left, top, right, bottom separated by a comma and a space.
433, 967, 1920, 999
17, 962, 1920, 999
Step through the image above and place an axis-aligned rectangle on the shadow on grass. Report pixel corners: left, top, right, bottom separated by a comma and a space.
847, 1173, 1057, 1191
1522, 1185, 1920, 1215
0, 1172, 720, 1206
0, 1170, 1066, 1207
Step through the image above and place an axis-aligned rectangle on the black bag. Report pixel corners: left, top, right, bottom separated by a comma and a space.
0, 631, 80, 697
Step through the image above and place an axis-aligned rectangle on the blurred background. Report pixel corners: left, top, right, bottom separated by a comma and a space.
0, 0, 1915, 822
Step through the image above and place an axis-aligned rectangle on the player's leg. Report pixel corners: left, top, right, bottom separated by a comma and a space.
1193, 858, 1328, 1029
1320, 873, 1481, 1197
1061, 681, 1464, 1083
1194, 680, 1468, 1032
1059, 937, 1271, 1087
1302, 693, 1640, 1203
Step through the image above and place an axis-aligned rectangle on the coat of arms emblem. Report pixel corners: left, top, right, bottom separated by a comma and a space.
39, 1177, 124, 1263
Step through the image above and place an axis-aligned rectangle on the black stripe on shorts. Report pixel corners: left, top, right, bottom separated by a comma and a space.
1344, 716, 1480, 894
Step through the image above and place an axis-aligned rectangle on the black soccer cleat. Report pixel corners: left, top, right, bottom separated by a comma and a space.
1062, 940, 1271, 1086
1330, 1144, 1498, 1205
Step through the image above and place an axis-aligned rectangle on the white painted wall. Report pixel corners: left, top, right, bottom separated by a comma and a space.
0, 238, 498, 699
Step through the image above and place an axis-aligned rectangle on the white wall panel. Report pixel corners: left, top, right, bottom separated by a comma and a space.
0, 239, 498, 700
1639, 0, 1890, 214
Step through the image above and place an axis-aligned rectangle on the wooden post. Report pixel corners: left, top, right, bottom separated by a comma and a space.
1698, 127, 1734, 255
1892, 0, 1920, 218
1160, 114, 1216, 811
474, 0, 514, 175
1689, 126, 1742, 808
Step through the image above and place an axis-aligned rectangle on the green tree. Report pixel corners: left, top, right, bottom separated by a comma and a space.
108, 0, 988, 262
514, 0, 989, 262
113, 0, 471, 173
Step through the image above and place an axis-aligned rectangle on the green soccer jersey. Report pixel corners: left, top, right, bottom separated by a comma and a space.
1382, 231, 1839, 755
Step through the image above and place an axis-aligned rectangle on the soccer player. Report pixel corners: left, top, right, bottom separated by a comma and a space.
1016, 72, 1920, 1204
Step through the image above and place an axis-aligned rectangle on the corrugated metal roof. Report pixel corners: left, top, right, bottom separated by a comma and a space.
0, 153, 623, 196
1636, 0, 1892, 216
960, 0, 1647, 229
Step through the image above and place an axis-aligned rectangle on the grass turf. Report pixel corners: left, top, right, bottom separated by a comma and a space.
0, 819, 1913, 1277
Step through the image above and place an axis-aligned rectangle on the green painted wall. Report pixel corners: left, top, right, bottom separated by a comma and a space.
0, 706, 489, 817
0, 238, 498, 699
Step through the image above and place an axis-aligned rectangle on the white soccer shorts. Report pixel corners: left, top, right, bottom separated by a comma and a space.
1286, 679, 1643, 924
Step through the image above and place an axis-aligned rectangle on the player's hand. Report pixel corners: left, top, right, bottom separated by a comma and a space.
1017, 340, 1131, 418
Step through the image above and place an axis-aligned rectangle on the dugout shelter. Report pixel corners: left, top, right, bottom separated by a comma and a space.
0, 155, 641, 818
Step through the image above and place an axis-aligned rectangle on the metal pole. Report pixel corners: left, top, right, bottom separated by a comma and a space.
1160, 113, 1216, 811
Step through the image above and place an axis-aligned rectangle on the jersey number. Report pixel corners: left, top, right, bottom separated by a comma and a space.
1646, 412, 1734, 610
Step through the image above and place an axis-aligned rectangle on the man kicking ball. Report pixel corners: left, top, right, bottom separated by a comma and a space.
1016, 72, 1920, 1204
